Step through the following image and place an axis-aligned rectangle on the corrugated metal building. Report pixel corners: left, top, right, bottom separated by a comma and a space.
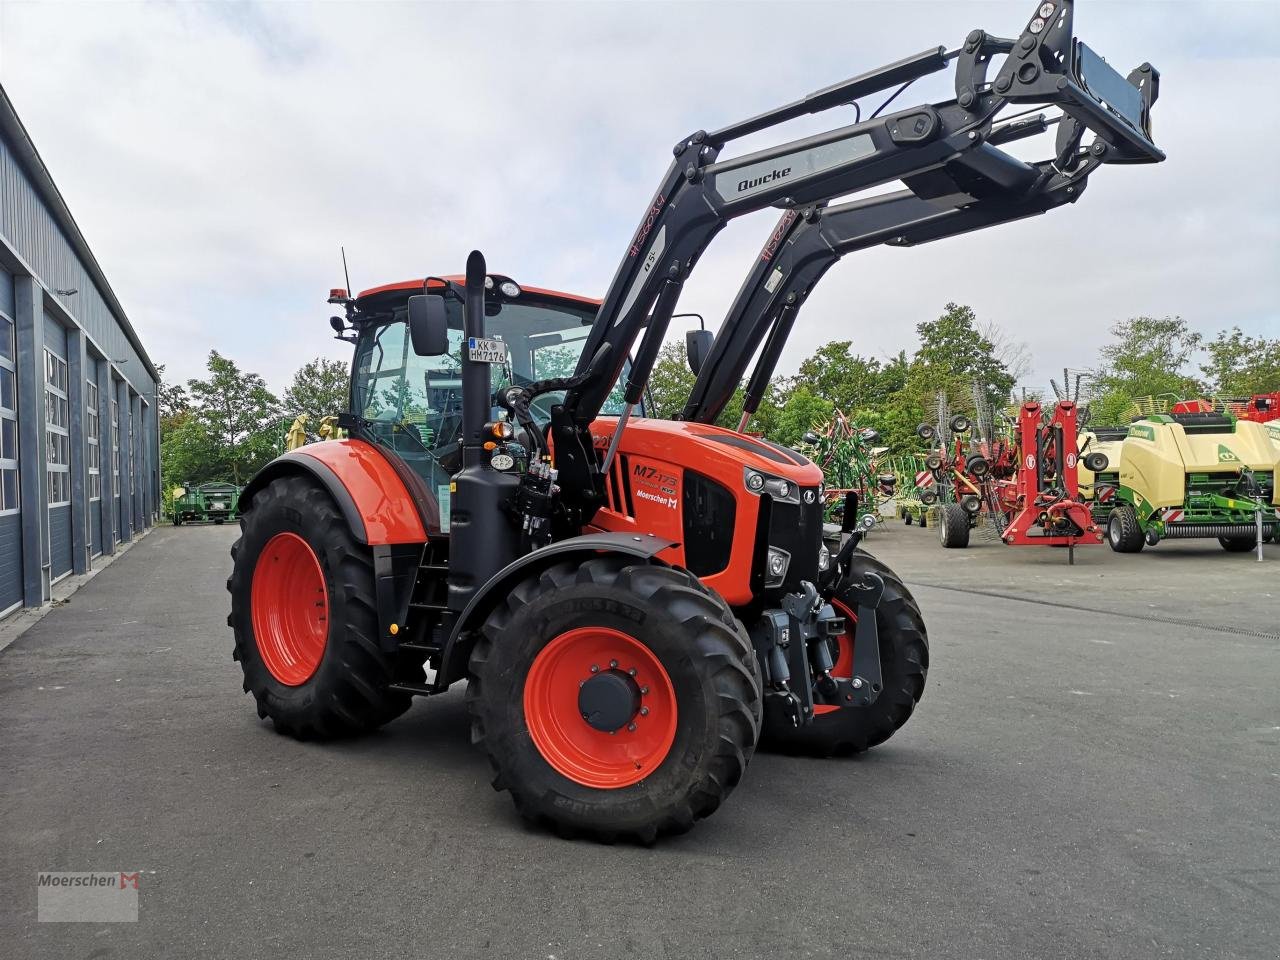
0, 83, 159, 617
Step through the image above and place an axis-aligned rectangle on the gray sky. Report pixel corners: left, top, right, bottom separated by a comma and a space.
1, 0, 1277, 398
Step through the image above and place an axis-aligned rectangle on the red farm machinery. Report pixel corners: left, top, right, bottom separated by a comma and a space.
226, 1, 1162, 841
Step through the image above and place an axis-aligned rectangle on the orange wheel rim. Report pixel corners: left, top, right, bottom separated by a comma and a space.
523, 627, 677, 789
814, 598, 856, 716
251, 532, 329, 686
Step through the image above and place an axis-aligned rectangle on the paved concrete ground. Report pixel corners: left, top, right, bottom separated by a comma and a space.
1, 523, 1276, 959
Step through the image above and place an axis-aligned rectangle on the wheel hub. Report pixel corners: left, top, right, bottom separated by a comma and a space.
578, 670, 641, 732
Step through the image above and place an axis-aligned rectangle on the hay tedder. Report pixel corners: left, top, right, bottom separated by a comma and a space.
226, 0, 1162, 841
799, 413, 895, 530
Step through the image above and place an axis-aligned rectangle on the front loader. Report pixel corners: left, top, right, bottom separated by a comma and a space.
227, 0, 1163, 842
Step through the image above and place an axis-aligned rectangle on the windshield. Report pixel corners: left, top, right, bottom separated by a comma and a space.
350, 295, 626, 530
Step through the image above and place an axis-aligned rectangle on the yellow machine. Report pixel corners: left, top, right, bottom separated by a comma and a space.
1103, 411, 1279, 552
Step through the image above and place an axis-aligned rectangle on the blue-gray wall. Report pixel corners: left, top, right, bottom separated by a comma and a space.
44, 313, 66, 356
1, 87, 159, 616
0, 136, 153, 393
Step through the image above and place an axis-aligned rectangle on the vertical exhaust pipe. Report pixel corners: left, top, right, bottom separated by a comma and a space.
461, 250, 488, 464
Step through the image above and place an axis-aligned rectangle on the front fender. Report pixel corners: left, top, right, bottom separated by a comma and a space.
436, 532, 678, 687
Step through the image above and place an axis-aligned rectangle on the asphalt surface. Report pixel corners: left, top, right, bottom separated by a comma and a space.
1, 523, 1277, 959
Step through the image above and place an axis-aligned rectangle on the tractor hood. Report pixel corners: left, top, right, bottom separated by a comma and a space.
589, 418, 823, 486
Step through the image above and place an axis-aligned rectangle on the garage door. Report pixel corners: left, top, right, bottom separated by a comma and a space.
44, 318, 72, 581
0, 285, 20, 613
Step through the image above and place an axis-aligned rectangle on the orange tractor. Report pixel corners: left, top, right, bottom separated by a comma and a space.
227, 0, 1162, 841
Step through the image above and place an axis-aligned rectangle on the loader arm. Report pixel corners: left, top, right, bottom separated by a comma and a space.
553, 0, 1162, 506
681, 143, 1091, 425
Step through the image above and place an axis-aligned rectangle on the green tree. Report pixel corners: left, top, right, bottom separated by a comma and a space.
284, 357, 350, 420
646, 341, 696, 420
912, 302, 1016, 412
750, 385, 834, 447
1090, 316, 1203, 424
1200, 327, 1280, 397
186, 351, 282, 484
791, 342, 890, 413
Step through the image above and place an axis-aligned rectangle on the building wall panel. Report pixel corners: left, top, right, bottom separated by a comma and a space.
49, 502, 71, 579
0, 513, 21, 611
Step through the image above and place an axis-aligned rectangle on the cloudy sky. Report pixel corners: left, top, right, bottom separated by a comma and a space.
1, 0, 1277, 398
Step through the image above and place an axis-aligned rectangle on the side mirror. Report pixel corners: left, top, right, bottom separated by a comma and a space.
407, 295, 449, 356
685, 329, 714, 375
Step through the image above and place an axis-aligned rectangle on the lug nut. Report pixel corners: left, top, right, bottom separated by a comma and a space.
609, 660, 618, 669
627, 723, 637, 732
640, 707, 649, 716
590, 665, 599, 673
628, 668, 637, 676
640, 686, 650, 695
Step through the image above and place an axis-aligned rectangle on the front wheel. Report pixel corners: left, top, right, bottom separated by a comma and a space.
761, 549, 929, 757
1107, 504, 1145, 553
467, 558, 761, 843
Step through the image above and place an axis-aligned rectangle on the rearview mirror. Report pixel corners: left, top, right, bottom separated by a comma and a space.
686, 329, 714, 375
407, 295, 449, 356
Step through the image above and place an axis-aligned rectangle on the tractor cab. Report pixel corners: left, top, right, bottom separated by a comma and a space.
337, 277, 627, 531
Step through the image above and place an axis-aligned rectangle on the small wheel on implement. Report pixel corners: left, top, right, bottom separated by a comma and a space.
467, 558, 761, 844
227, 475, 416, 739
965, 454, 991, 478
1083, 451, 1109, 473
948, 414, 971, 434
1218, 536, 1255, 552
1106, 504, 1145, 553
939, 502, 970, 548
761, 549, 928, 756
916, 423, 936, 442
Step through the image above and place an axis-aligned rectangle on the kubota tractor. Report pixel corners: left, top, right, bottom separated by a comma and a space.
227, 0, 1163, 841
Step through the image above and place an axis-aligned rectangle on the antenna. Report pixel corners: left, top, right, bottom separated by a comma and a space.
341, 246, 353, 296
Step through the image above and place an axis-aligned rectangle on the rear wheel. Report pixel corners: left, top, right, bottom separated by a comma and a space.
1107, 504, 1145, 553
467, 558, 761, 843
939, 503, 970, 548
227, 475, 415, 739
762, 549, 928, 756
1219, 536, 1256, 552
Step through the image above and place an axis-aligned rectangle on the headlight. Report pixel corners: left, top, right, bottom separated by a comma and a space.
817, 544, 831, 572
765, 547, 790, 586
743, 468, 800, 503
765, 478, 790, 499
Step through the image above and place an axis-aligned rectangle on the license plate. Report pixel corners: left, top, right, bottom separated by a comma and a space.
467, 337, 508, 364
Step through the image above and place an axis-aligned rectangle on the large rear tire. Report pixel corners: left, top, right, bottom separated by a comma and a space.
466, 557, 761, 843
227, 475, 415, 739
1107, 504, 1145, 553
761, 549, 928, 757
939, 503, 970, 548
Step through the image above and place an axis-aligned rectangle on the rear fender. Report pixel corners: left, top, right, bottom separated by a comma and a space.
435, 532, 677, 688
238, 440, 428, 545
